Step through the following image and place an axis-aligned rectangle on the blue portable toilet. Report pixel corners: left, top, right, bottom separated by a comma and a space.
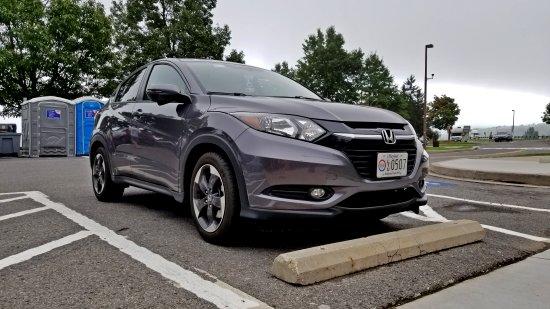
73, 96, 104, 156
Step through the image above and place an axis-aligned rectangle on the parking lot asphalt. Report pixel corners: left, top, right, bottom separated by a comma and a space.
0, 156, 549, 308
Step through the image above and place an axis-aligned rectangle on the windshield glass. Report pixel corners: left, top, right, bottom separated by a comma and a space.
185, 61, 322, 99
497, 131, 508, 134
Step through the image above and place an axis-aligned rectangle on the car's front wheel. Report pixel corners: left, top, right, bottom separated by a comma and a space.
190, 152, 239, 244
92, 147, 125, 202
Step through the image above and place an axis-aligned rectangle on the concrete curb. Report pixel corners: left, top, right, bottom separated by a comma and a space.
272, 220, 485, 285
431, 163, 550, 186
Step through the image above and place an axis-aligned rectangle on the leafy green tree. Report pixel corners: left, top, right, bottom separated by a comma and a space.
293, 26, 364, 102
524, 127, 539, 139
400, 75, 424, 133
427, 95, 461, 141
273, 61, 296, 79
111, 0, 232, 76
543, 102, 550, 124
224, 49, 245, 63
360, 53, 406, 116
0, 0, 114, 117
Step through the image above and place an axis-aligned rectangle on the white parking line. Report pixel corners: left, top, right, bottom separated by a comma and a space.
428, 194, 550, 213
0, 196, 29, 203
0, 192, 32, 196
481, 225, 550, 244
24, 191, 269, 309
0, 230, 93, 271
401, 205, 550, 243
0, 206, 50, 221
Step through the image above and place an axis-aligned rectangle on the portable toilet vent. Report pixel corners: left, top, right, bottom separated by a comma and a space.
73, 97, 104, 156
21, 96, 75, 157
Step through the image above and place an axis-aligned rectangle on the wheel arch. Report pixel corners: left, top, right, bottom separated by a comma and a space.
182, 134, 249, 212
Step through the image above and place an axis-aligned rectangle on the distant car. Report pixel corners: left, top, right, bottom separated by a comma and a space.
494, 131, 513, 142
89, 58, 429, 243
450, 135, 463, 142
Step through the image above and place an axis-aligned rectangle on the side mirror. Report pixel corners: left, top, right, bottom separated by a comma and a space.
146, 84, 192, 105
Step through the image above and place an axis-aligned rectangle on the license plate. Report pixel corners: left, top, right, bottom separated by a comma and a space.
376, 152, 408, 178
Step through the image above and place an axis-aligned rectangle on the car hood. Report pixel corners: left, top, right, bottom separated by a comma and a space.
208, 96, 407, 124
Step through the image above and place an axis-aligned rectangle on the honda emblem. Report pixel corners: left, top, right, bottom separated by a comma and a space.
382, 129, 396, 144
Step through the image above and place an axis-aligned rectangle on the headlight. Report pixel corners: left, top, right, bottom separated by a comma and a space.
232, 113, 326, 142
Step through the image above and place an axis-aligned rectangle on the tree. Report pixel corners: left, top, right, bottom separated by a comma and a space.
224, 49, 245, 64
111, 0, 232, 76
360, 53, 406, 116
524, 127, 539, 139
543, 102, 550, 124
401, 75, 424, 135
273, 61, 296, 79
0, 0, 115, 117
292, 26, 364, 103
427, 95, 461, 141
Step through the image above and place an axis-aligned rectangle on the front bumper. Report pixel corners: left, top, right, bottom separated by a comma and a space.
234, 129, 428, 219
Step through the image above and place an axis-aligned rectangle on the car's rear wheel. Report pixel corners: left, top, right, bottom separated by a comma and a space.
92, 147, 125, 202
190, 152, 239, 244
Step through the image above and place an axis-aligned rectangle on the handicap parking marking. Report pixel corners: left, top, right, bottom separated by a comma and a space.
0, 191, 271, 309
426, 180, 458, 187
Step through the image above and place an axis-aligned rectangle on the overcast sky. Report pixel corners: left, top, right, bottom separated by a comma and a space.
210, 0, 550, 127
3, 0, 549, 129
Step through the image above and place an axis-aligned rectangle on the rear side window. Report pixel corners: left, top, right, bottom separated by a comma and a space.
115, 69, 146, 102
145, 64, 188, 98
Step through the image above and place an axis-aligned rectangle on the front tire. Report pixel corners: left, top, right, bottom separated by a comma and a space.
190, 152, 239, 244
92, 147, 125, 202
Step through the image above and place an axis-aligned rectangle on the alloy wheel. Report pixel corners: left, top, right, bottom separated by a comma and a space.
92, 153, 106, 195
192, 164, 226, 233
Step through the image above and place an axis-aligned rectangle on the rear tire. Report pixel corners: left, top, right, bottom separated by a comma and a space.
92, 147, 125, 202
189, 152, 239, 244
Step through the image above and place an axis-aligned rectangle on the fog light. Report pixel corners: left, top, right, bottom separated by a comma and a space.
309, 188, 326, 199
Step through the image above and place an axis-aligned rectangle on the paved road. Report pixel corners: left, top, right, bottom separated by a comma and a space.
0, 155, 549, 308
429, 139, 550, 163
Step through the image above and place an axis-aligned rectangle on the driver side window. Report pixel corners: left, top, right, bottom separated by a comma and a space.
144, 65, 188, 100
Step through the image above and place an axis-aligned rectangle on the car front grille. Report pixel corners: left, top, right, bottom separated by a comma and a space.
317, 135, 417, 180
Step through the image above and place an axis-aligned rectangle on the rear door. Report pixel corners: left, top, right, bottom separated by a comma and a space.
109, 68, 146, 176
132, 63, 190, 191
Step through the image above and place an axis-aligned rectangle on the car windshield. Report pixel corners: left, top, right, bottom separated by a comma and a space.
497, 131, 508, 134
185, 61, 322, 100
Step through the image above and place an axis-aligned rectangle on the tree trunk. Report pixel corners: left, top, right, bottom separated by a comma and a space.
447, 127, 451, 141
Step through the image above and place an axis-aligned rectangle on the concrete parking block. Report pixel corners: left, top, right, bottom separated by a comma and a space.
272, 220, 485, 285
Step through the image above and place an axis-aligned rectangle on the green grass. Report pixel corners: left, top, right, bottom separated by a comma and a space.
427, 141, 479, 152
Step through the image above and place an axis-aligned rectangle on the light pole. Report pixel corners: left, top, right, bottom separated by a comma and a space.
512, 109, 515, 135
423, 44, 434, 145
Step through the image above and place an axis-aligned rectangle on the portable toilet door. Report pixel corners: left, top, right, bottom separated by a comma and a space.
20, 96, 75, 157
74, 97, 104, 156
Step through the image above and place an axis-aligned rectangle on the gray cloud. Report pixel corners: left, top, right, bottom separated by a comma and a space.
99, 0, 549, 97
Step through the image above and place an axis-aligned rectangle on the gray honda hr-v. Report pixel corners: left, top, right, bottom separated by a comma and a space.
90, 58, 429, 243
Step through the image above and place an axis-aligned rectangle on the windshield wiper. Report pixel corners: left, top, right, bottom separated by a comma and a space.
268, 95, 323, 101
207, 91, 248, 96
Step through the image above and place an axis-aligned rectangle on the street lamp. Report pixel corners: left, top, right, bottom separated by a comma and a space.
423, 44, 434, 146
512, 110, 515, 135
